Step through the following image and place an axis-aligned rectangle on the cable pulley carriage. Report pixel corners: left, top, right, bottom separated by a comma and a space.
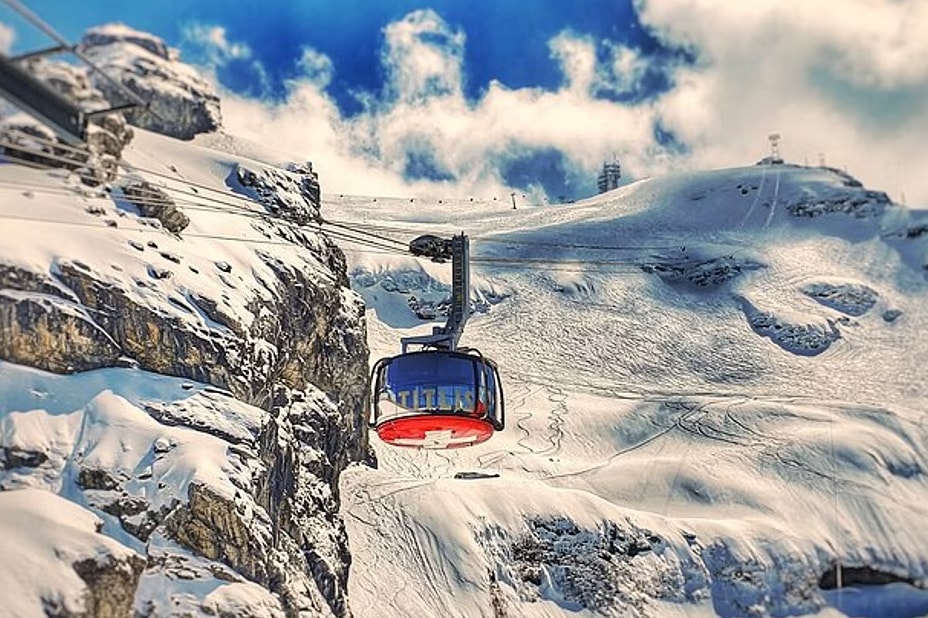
369, 233, 505, 449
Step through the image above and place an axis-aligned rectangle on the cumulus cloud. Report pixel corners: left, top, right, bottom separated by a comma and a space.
296, 47, 334, 89
380, 9, 466, 103
182, 23, 251, 63
213, 3, 927, 206
639, 0, 928, 204
0, 21, 13, 54
549, 31, 655, 101
605, 42, 651, 94
549, 31, 598, 94
218, 10, 670, 201
181, 23, 270, 97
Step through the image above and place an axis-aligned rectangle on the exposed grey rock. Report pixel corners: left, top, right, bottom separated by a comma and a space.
0, 287, 122, 373
120, 180, 191, 232
0, 212, 368, 461
479, 516, 685, 615
82, 24, 171, 60
0, 111, 368, 616
78, 467, 122, 491
700, 540, 823, 617
0, 259, 240, 383
144, 385, 354, 616
642, 253, 764, 288
901, 222, 928, 239
0, 447, 48, 468
72, 552, 147, 618
737, 296, 842, 356
0, 490, 146, 618
801, 282, 879, 316
233, 163, 321, 225
251, 246, 371, 461
164, 482, 271, 586
786, 189, 891, 219
883, 308, 903, 322
351, 266, 507, 324
81, 23, 221, 140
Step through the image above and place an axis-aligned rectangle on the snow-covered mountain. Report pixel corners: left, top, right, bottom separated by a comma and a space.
2, 21, 928, 618
328, 164, 928, 618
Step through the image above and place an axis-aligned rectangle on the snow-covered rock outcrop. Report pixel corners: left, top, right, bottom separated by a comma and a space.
0, 124, 369, 616
81, 23, 222, 140
0, 489, 146, 617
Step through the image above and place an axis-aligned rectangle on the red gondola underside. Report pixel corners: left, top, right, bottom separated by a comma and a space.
375, 414, 496, 449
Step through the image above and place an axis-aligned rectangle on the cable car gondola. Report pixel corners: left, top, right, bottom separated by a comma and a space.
369, 234, 505, 449
371, 348, 504, 448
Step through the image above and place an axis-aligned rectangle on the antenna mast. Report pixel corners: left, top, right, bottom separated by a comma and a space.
768, 133, 782, 163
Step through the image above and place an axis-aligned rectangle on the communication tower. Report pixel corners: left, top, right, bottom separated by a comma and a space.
768, 133, 783, 164
597, 157, 621, 194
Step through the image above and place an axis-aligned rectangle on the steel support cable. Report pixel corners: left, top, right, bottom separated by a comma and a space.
0, 211, 652, 270
0, 142, 408, 254
320, 218, 452, 236
5, 130, 710, 255
5, 129, 280, 211
0, 166, 741, 264
3, 133, 752, 258
472, 254, 706, 267
318, 217, 408, 248
0, 209, 408, 254
0, 209, 678, 272
474, 237, 692, 252
0, 161, 409, 256
3, 130, 417, 250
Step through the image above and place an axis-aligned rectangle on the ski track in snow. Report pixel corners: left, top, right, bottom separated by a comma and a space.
763, 166, 782, 229
738, 164, 768, 228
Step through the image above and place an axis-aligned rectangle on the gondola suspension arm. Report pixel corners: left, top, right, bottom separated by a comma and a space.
402, 233, 470, 353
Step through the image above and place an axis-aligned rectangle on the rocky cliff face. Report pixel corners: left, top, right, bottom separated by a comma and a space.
81, 23, 222, 140
0, 47, 369, 614
0, 156, 370, 615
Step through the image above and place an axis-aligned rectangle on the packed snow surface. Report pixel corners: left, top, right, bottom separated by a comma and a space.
326, 163, 928, 617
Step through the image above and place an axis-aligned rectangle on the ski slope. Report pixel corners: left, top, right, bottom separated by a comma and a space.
326, 164, 928, 617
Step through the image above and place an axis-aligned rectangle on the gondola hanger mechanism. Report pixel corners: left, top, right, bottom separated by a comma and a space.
369, 233, 505, 449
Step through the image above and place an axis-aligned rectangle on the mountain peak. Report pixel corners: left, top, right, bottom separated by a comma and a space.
82, 22, 173, 61
81, 23, 221, 140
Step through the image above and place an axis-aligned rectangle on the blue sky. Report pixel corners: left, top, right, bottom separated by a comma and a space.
3, 1, 674, 105
2, 1, 927, 204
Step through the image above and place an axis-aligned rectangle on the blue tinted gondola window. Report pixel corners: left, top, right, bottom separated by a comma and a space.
378, 353, 479, 415
477, 365, 495, 416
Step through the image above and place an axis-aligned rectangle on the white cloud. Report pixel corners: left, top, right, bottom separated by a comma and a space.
549, 31, 653, 99
0, 21, 14, 54
181, 23, 251, 63
296, 47, 334, 89
380, 9, 465, 103
638, 0, 928, 204
605, 42, 650, 94
181, 22, 271, 96
220, 11, 669, 200
549, 32, 598, 94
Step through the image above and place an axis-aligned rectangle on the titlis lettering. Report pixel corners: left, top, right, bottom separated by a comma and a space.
392, 388, 476, 411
